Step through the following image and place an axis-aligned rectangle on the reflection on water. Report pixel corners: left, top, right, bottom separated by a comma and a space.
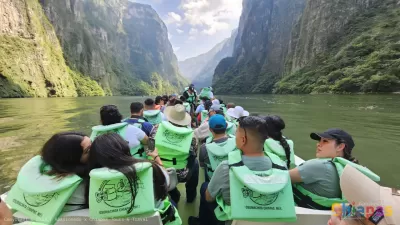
0, 95, 399, 193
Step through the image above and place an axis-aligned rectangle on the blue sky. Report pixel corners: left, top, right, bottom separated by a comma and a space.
133, 0, 243, 61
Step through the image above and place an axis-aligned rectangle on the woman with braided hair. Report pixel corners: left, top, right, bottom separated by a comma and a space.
263, 115, 295, 169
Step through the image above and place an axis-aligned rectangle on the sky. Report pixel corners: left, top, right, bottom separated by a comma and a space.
133, 0, 243, 61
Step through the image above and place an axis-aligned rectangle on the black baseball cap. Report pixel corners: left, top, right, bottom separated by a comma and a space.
190, 84, 195, 87
310, 128, 355, 150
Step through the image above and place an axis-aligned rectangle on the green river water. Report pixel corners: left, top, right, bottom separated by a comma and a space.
0, 95, 399, 223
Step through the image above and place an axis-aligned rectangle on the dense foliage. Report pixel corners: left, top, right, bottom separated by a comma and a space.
275, 2, 400, 94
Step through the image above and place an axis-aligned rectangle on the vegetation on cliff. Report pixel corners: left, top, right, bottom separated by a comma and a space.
0, 0, 104, 98
275, 1, 400, 94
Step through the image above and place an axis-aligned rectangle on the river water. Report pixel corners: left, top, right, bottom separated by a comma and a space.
0, 95, 399, 193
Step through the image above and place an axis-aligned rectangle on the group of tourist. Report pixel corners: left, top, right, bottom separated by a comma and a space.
0, 84, 398, 225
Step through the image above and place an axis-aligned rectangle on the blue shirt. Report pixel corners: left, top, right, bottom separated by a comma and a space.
196, 104, 205, 114
124, 117, 153, 136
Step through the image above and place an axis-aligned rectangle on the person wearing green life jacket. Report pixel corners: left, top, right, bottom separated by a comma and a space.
190, 116, 295, 225
182, 84, 198, 109
194, 105, 227, 143
87, 133, 182, 225
153, 105, 199, 204
226, 106, 249, 125
199, 114, 237, 182
289, 128, 380, 210
6, 132, 91, 224
123, 102, 154, 137
144, 98, 167, 125
263, 115, 296, 169
90, 105, 149, 159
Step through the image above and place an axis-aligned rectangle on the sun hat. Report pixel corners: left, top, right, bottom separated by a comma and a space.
209, 104, 222, 113
212, 99, 220, 105
164, 105, 191, 126
340, 165, 400, 224
227, 106, 249, 119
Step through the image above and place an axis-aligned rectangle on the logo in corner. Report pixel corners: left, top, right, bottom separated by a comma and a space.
242, 186, 279, 206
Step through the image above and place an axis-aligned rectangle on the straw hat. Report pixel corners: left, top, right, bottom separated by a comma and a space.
164, 105, 191, 126
340, 165, 400, 224
227, 106, 249, 119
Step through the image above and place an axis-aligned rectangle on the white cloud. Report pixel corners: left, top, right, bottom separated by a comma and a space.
180, 0, 242, 35
168, 32, 172, 40
165, 12, 182, 24
189, 28, 198, 35
173, 46, 181, 52
188, 36, 196, 41
177, 29, 184, 34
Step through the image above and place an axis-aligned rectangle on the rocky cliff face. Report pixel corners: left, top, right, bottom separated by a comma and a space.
276, 0, 400, 94
0, 0, 97, 97
212, 0, 306, 94
41, 0, 186, 95
287, 0, 380, 73
179, 29, 237, 88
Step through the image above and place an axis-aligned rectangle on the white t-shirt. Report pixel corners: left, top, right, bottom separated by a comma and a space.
209, 92, 214, 99
125, 124, 146, 149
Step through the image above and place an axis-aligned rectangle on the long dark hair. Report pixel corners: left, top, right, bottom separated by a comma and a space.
41, 132, 88, 178
88, 133, 167, 213
263, 116, 291, 169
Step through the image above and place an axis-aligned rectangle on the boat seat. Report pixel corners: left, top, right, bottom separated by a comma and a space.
13, 210, 162, 225
232, 207, 331, 225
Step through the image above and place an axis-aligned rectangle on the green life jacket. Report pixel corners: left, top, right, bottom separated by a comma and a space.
89, 162, 155, 219
144, 110, 163, 125
292, 157, 380, 210
214, 151, 297, 222
158, 199, 182, 225
90, 123, 146, 159
155, 121, 194, 169
6, 156, 83, 225
185, 91, 196, 104
264, 138, 296, 169
205, 137, 238, 179
183, 102, 191, 112
199, 87, 211, 99
201, 110, 208, 123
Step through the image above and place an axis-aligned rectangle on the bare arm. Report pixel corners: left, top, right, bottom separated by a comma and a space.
0, 199, 13, 225
205, 189, 215, 202
289, 168, 303, 183
140, 135, 149, 145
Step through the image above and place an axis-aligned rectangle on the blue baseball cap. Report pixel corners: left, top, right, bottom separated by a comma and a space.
209, 114, 227, 130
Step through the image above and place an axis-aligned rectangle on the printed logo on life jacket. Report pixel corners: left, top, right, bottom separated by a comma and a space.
24, 192, 59, 207
95, 178, 144, 208
164, 129, 185, 144
242, 187, 279, 206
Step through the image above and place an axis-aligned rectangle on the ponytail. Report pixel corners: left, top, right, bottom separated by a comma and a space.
343, 147, 359, 164
262, 115, 292, 168
278, 137, 291, 169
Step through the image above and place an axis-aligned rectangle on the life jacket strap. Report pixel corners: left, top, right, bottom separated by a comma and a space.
160, 204, 176, 224
292, 186, 332, 210
160, 157, 177, 165
228, 161, 244, 168
272, 163, 287, 171
133, 148, 145, 157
